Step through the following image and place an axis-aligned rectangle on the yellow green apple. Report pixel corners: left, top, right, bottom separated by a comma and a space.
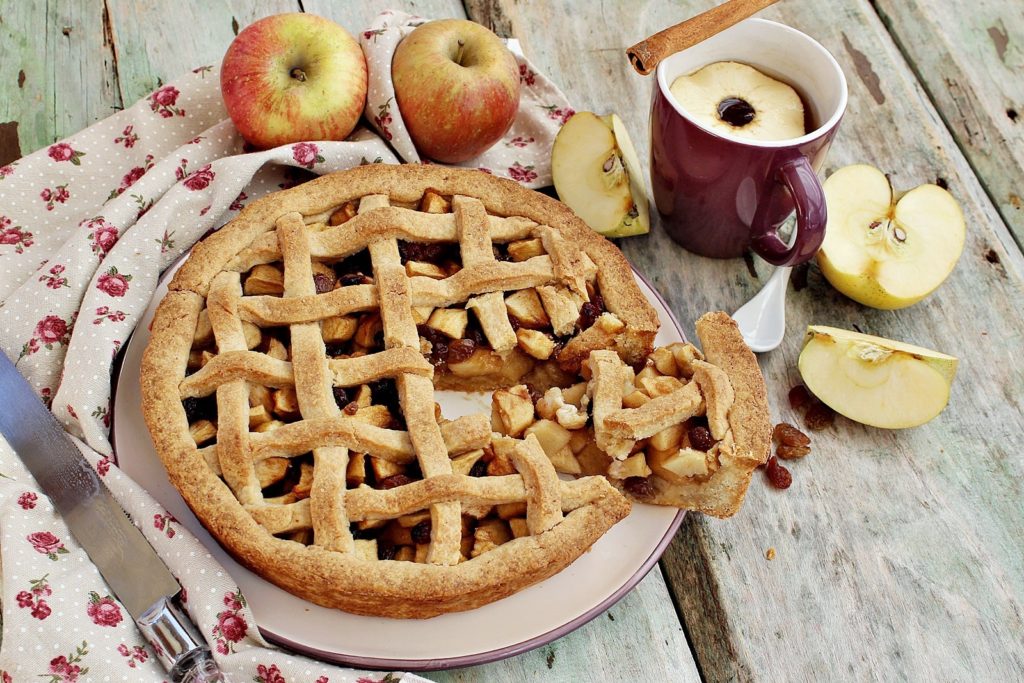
798, 325, 958, 429
818, 164, 966, 309
392, 19, 520, 163
220, 13, 367, 150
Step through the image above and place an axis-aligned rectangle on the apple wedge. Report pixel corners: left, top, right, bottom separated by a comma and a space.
819, 165, 966, 310
551, 111, 650, 237
798, 325, 958, 429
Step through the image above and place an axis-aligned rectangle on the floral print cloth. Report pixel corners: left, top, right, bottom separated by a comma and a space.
0, 10, 572, 681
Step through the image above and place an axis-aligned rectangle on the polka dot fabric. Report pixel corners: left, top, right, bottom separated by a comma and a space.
0, 10, 573, 681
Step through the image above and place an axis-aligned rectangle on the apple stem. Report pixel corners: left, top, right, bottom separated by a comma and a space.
455, 39, 466, 66
290, 67, 307, 82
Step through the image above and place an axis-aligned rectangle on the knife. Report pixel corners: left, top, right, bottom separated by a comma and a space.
0, 352, 226, 683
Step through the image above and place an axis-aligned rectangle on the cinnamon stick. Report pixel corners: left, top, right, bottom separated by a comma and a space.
626, 0, 780, 75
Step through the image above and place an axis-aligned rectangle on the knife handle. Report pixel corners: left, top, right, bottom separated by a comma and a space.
137, 596, 228, 682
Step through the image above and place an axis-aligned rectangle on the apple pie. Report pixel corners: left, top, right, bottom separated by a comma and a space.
140, 164, 659, 618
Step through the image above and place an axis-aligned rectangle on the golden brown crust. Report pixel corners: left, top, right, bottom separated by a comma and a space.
170, 164, 660, 356
618, 312, 772, 517
142, 166, 642, 618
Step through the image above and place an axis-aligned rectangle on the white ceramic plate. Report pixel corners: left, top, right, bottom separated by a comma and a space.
113, 262, 685, 670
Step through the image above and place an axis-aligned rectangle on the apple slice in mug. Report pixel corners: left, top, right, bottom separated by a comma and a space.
551, 112, 650, 238
798, 325, 958, 429
818, 165, 966, 310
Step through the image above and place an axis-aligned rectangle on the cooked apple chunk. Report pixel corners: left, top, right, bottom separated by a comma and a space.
648, 447, 708, 483
607, 452, 652, 480
516, 328, 556, 360
411, 306, 434, 325
243, 264, 284, 296
450, 449, 486, 476
505, 289, 550, 329
492, 385, 536, 437
189, 419, 217, 446
322, 316, 357, 344
471, 519, 513, 558
426, 308, 468, 339
524, 419, 573, 458
507, 237, 545, 261
547, 445, 582, 475
406, 260, 448, 279
649, 423, 685, 452
537, 286, 584, 336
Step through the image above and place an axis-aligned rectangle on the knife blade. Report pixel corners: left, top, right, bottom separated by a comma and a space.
0, 351, 225, 682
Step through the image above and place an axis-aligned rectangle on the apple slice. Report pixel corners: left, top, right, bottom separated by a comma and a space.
797, 325, 957, 429
819, 165, 966, 310
551, 111, 650, 237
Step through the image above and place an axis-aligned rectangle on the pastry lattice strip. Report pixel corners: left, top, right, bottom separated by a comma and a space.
201, 192, 591, 565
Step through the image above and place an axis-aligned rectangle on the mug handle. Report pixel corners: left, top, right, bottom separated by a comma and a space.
749, 155, 827, 266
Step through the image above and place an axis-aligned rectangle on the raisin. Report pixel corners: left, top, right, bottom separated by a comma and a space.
411, 520, 432, 544
352, 526, 380, 540
446, 338, 476, 364
182, 395, 216, 423
524, 384, 543, 404
765, 456, 792, 489
688, 425, 715, 452
623, 476, 656, 499
313, 273, 335, 294
772, 422, 810, 447
332, 386, 350, 409
338, 272, 371, 286
577, 301, 602, 330
492, 243, 511, 261
469, 460, 489, 477
399, 240, 454, 264
430, 341, 449, 367
369, 379, 402, 418
325, 344, 347, 357
777, 444, 811, 460
378, 543, 397, 561
378, 474, 413, 489
333, 250, 372, 278
788, 384, 812, 411
804, 402, 835, 431
343, 402, 359, 416
507, 315, 523, 331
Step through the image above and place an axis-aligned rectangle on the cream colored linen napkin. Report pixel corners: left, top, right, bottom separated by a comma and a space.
0, 11, 573, 681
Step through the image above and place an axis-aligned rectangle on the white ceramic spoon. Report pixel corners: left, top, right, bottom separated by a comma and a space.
732, 265, 791, 352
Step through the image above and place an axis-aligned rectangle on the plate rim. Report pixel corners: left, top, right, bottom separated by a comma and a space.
112, 263, 687, 670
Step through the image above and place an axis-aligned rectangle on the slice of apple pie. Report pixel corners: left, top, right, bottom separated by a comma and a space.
489, 313, 772, 518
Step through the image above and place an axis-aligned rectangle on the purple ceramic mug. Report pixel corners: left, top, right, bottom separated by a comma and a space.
650, 18, 848, 266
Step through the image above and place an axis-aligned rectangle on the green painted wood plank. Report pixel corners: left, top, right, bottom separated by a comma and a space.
467, 0, 1024, 680
873, 0, 1024, 246
427, 568, 699, 683
103, 0, 299, 106
0, 0, 120, 158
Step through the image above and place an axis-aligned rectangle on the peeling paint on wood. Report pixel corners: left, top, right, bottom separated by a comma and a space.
0, 121, 21, 165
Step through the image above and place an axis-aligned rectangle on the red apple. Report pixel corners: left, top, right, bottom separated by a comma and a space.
220, 13, 367, 149
392, 19, 520, 163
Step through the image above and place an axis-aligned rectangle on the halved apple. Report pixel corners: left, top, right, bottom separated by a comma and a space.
551, 111, 650, 237
798, 325, 957, 429
819, 165, 966, 310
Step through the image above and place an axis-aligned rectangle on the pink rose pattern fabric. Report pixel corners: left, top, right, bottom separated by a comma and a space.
0, 10, 569, 683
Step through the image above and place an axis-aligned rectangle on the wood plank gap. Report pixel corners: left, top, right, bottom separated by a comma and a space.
101, 0, 125, 113
867, 0, 1023, 254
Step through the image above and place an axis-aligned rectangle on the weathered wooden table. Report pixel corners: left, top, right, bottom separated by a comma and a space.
2, 1, 1022, 680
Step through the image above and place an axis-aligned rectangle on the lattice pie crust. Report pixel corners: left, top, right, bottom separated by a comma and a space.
141, 165, 768, 618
